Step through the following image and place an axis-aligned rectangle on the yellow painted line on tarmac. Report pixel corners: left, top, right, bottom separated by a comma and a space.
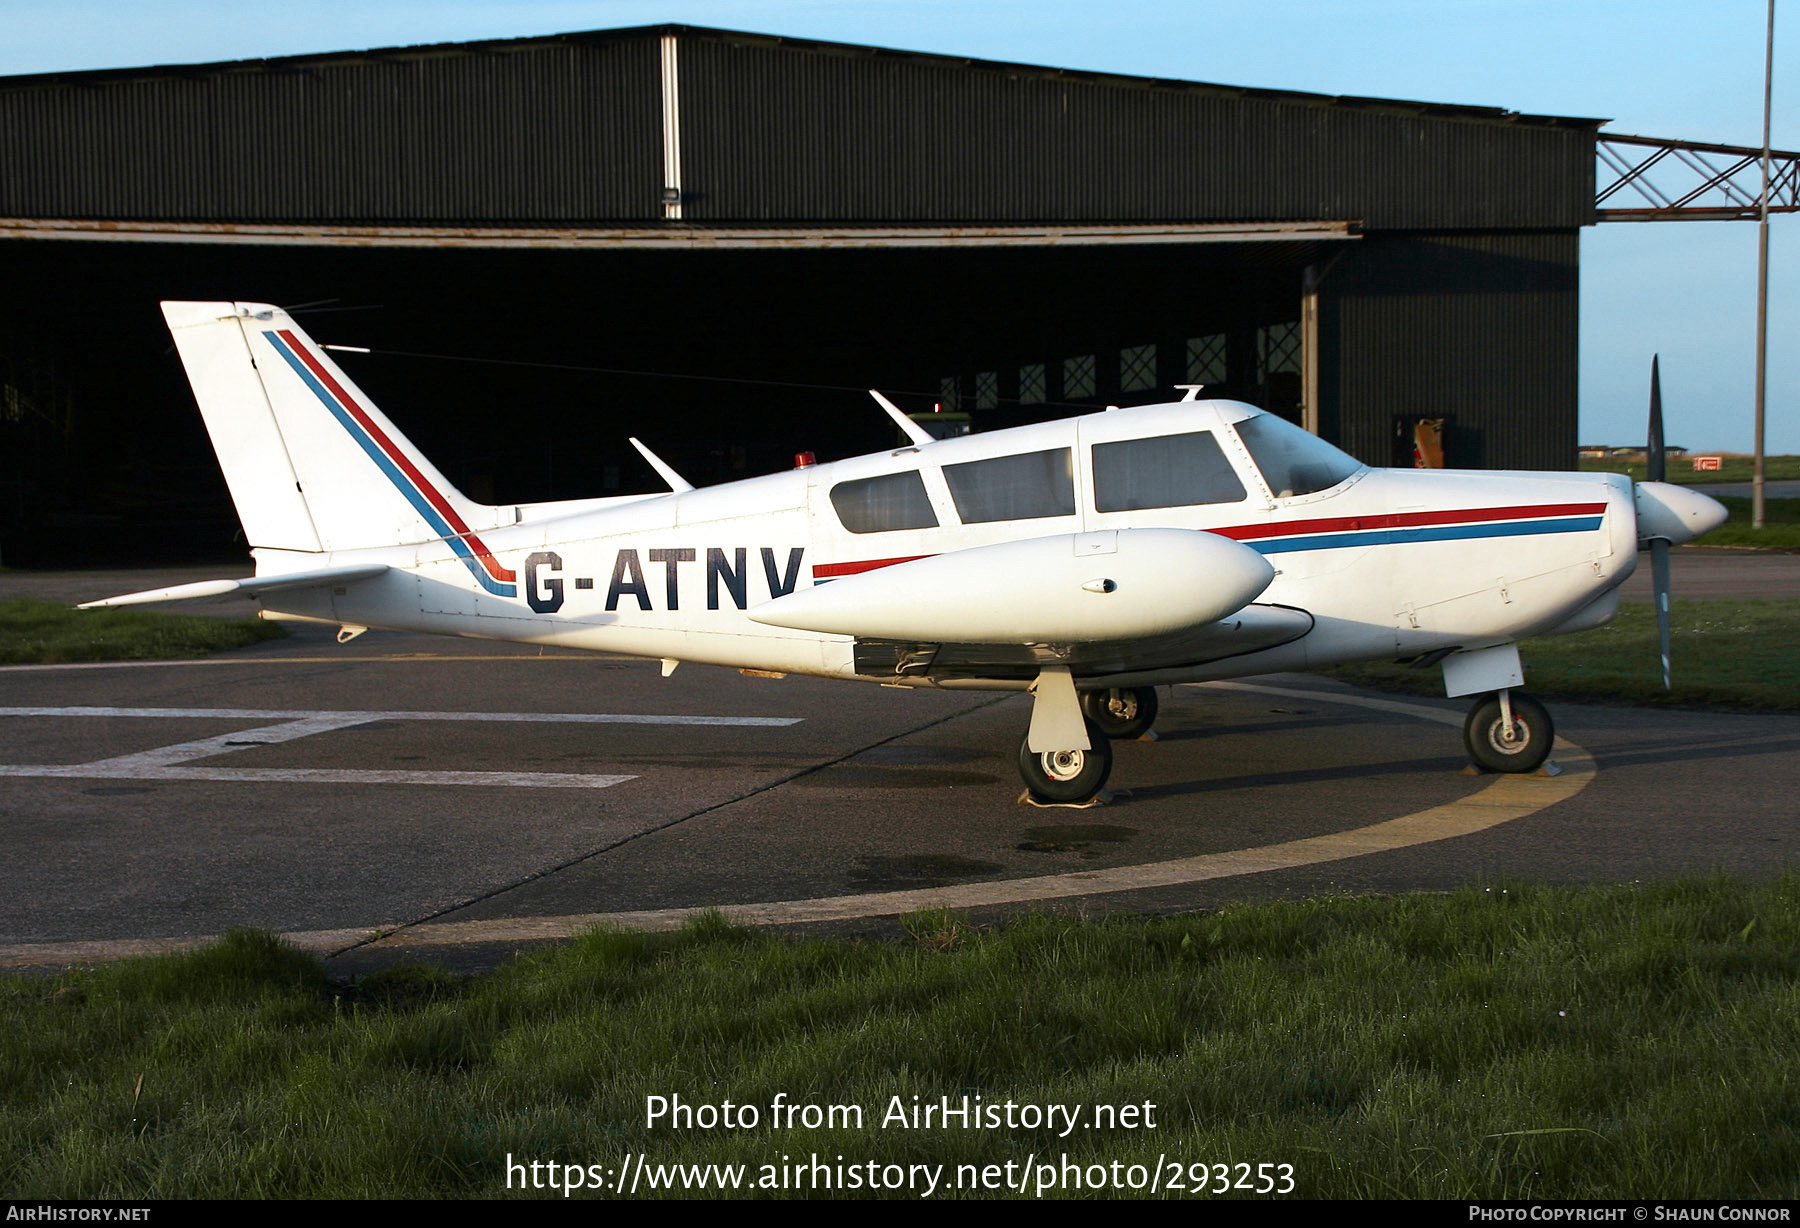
0, 929, 386, 967
366, 748, 1595, 950
0, 684, 1597, 968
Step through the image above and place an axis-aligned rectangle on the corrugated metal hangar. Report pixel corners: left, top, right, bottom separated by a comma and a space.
0, 24, 1597, 565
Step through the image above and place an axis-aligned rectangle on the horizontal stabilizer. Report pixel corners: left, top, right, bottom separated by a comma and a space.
77, 564, 390, 609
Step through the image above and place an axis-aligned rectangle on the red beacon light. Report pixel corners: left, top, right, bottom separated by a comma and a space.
793, 451, 816, 469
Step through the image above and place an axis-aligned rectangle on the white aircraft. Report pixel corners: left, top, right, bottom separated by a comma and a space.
86, 301, 1727, 804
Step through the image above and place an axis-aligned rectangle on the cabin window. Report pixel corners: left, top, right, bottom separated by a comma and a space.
1092, 431, 1246, 512
829, 470, 939, 534
1235, 413, 1362, 498
943, 448, 1076, 523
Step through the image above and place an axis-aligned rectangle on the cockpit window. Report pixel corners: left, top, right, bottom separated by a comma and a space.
1234, 414, 1362, 498
1092, 430, 1246, 512
829, 470, 939, 534
943, 448, 1077, 523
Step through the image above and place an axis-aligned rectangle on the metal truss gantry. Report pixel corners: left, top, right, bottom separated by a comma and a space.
1597, 133, 1800, 222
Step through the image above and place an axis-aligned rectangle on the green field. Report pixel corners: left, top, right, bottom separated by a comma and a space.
5, 880, 1799, 1200
1581, 453, 1800, 485
1328, 599, 1799, 711
0, 598, 285, 664
1694, 497, 1800, 551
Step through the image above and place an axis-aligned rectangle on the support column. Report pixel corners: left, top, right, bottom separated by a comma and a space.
1301, 263, 1321, 435
659, 34, 683, 220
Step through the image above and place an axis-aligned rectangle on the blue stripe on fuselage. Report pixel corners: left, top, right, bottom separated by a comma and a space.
1245, 516, 1605, 555
262, 332, 516, 597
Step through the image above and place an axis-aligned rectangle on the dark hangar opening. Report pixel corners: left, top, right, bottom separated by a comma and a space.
0, 24, 1595, 566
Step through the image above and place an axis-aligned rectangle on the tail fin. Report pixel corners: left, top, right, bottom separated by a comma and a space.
162, 301, 516, 596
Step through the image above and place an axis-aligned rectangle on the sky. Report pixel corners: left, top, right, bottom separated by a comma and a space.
4, 0, 1794, 452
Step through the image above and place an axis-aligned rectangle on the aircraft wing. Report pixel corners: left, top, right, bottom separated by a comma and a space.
848, 604, 1315, 682
749, 529, 1308, 679
76, 564, 391, 609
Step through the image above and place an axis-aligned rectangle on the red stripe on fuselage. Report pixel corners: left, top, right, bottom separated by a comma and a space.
810, 503, 1610, 578
1209, 502, 1607, 542
811, 555, 934, 580
277, 330, 516, 583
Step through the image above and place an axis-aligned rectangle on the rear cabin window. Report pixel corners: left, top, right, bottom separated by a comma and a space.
1234, 414, 1362, 498
943, 448, 1077, 523
1092, 430, 1246, 512
829, 471, 939, 534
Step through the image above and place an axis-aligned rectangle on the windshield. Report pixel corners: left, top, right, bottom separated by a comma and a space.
1233, 413, 1362, 498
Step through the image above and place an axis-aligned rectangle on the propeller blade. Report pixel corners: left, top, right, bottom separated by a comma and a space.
1647, 355, 1666, 484
1651, 538, 1672, 690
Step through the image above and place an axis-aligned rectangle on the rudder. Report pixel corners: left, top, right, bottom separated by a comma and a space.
162, 301, 516, 596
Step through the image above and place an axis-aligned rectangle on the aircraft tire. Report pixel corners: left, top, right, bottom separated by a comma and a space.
1079, 686, 1159, 740
1462, 692, 1553, 774
1018, 719, 1114, 804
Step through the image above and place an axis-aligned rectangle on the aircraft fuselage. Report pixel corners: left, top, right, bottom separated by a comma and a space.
260, 399, 1639, 691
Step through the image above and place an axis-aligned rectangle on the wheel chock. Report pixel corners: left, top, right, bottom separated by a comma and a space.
1016, 788, 1123, 809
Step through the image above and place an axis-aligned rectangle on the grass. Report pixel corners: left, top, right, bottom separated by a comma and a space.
1694, 497, 1800, 552
1581, 453, 1800, 485
0, 598, 285, 664
1328, 599, 1800, 711
4, 879, 1800, 1199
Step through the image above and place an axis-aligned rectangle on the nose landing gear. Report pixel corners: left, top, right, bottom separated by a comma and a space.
1462, 689, 1553, 774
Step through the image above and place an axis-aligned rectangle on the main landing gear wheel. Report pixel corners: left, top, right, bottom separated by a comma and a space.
1079, 686, 1160, 740
1018, 719, 1114, 804
1462, 691, 1553, 774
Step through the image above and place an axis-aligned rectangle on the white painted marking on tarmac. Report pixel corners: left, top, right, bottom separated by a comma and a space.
0, 706, 799, 727
0, 654, 631, 673
0, 765, 634, 788
0, 703, 797, 789
77, 716, 378, 769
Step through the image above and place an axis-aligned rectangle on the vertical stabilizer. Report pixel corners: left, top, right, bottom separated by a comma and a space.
162, 301, 322, 553
162, 301, 517, 596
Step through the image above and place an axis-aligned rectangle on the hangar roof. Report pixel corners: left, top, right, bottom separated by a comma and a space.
1, 24, 1604, 129
0, 24, 1601, 231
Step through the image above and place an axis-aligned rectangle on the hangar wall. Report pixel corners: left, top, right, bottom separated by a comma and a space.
1326, 231, 1582, 469
0, 25, 1598, 565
